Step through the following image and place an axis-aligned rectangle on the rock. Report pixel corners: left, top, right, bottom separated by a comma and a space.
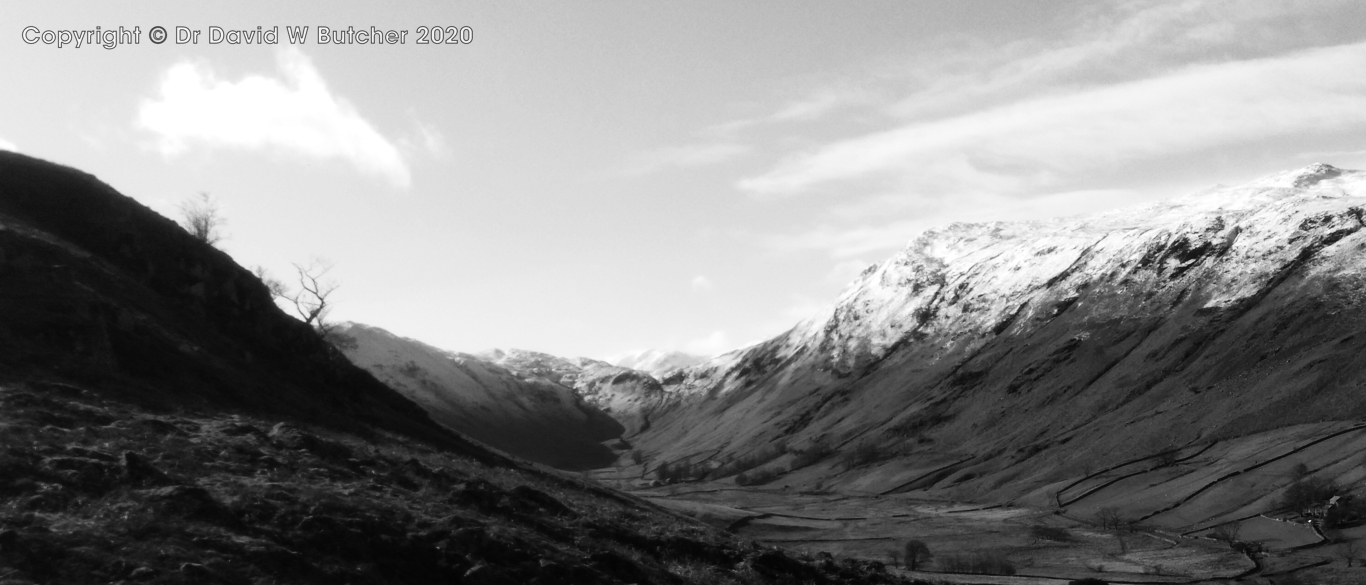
0, 529, 16, 551
21, 492, 66, 512
41, 456, 118, 490
140, 485, 230, 523
127, 566, 157, 580
130, 418, 183, 436
178, 563, 213, 578
462, 563, 515, 585
509, 485, 576, 517
268, 423, 351, 460
121, 451, 172, 486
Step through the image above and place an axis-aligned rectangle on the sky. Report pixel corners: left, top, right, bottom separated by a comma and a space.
5, 1, 1366, 360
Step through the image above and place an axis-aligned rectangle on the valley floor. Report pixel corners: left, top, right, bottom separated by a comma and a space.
603, 479, 1366, 585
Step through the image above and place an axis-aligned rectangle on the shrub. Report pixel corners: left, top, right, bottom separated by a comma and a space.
1029, 525, 1073, 543
1276, 477, 1339, 515
790, 442, 835, 469
655, 457, 710, 484
841, 442, 888, 470
889, 411, 953, 439
707, 444, 784, 480
734, 467, 781, 486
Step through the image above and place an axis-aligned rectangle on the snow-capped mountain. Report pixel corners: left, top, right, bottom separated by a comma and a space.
334, 323, 624, 470
481, 348, 669, 436
636, 163, 1366, 498
611, 349, 708, 378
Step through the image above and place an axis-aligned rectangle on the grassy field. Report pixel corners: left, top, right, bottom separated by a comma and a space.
599, 420, 1366, 584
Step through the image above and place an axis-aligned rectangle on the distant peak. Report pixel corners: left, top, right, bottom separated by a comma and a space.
1290, 162, 1343, 188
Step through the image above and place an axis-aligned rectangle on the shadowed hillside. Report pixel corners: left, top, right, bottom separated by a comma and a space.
335, 322, 624, 470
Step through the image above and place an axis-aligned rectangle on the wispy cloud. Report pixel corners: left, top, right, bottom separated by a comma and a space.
740, 41, 1366, 199
0, 137, 16, 152
770, 86, 876, 122
758, 188, 1145, 258
690, 275, 715, 292
620, 142, 749, 176
138, 47, 410, 188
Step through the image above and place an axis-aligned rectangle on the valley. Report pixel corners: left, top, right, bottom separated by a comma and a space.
310, 162, 1366, 583
591, 415, 1366, 583
5, 150, 1366, 584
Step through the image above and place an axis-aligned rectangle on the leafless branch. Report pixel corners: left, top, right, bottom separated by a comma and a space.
289, 259, 338, 335
177, 192, 225, 246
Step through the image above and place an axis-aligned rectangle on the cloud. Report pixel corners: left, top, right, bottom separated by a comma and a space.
690, 275, 715, 292
138, 47, 410, 188
620, 142, 749, 176
770, 86, 875, 122
684, 330, 731, 356
0, 137, 16, 152
739, 41, 1366, 199
398, 122, 451, 160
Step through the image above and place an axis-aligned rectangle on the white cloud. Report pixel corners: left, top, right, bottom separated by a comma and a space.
0, 137, 16, 152
399, 122, 451, 160
740, 42, 1366, 199
621, 142, 749, 176
690, 275, 715, 292
138, 47, 410, 188
770, 86, 875, 122
684, 330, 731, 356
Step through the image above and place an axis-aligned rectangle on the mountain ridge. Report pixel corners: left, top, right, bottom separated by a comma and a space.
632, 162, 1366, 504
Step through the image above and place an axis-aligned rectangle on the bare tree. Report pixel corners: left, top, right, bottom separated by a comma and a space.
1095, 508, 1129, 553
177, 192, 226, 246
887, 549, 901, 569
1095, 507, 1123, 531
1210, 523, 1241, 546
289, 259, 339, 336
903, 539, 933, 571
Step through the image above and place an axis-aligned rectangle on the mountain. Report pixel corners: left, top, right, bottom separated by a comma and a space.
634, 163, 1366, 510
0, 151, 904, 585
481, 348, 669, 437
612, 349, 708, 378
334, 323, 623, 470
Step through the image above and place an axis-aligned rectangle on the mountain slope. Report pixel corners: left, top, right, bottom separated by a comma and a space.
481, 348, 670, 437
335, 323, 623, 470
0, 151, 906, 585
0, 151, 465, 452
637, 163, 1366, 504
